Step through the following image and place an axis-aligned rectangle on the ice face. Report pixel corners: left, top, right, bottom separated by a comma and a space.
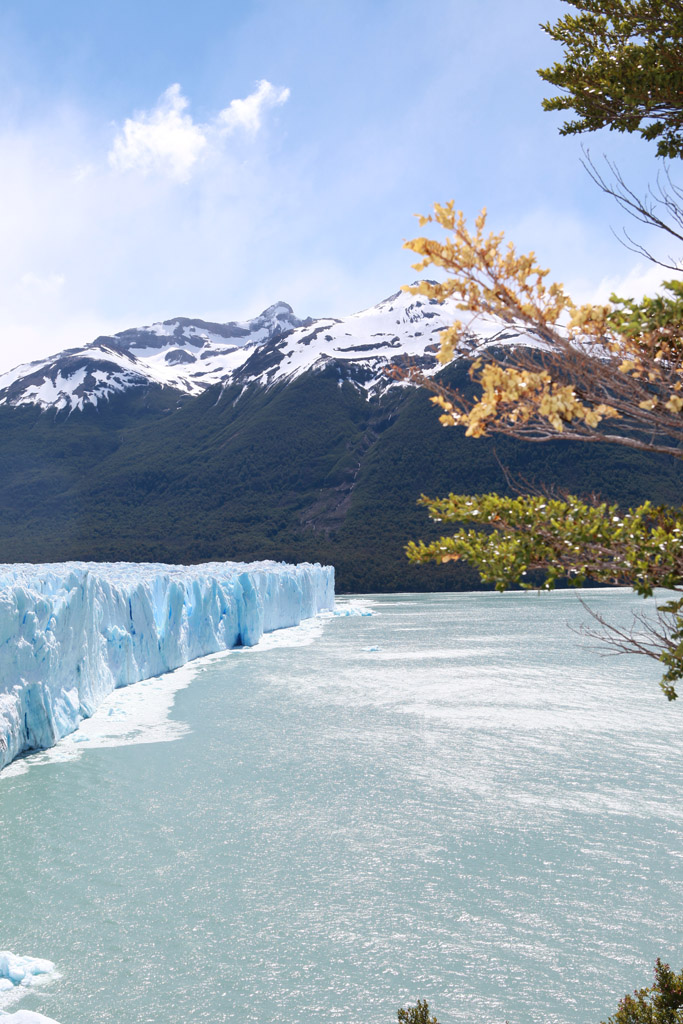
0, 560, 335, 772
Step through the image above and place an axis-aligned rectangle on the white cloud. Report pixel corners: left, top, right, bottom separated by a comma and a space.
0, 86, 303, 374
108, 84, 208, 182
108, 80, 290, 183
588, 261, 683, 304
217, 79, 290, 135
20, 271, 66, 295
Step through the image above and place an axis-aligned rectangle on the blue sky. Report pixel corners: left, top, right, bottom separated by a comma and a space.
0, 0, 675, 372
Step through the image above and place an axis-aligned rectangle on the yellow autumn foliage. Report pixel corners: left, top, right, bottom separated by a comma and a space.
401, 206, 683, 457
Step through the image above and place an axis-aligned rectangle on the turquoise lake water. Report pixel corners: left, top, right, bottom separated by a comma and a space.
1, 591, 682, 1024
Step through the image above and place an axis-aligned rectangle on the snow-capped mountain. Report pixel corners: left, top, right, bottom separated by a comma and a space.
0, 289, 522, 412
0, 301, 310, 412
0, 286, 676, 595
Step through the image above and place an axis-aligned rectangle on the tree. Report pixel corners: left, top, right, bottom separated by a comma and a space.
399, 205, 683, 698
538, 0, 683, 158
603, 959, 683, 1023
398, 1, 683, 697
397, 999, 440, 1024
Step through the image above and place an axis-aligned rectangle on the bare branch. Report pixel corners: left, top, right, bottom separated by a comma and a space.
582, 150, 683, 268
573, 595, 683, 670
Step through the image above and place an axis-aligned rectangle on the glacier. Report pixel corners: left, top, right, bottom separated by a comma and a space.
0, 560, 334, 772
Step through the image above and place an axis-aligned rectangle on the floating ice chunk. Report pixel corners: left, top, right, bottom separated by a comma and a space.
0, 1012, 62, 1023
0, 952, 55, 991
0, 952, 59, 1016
333, 599, 373, 617
0, 560, 334, 772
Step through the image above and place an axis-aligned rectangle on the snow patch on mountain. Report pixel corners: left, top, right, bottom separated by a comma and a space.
0, 289, 533, 412
249, 289, 517, 393
0, 347, 170, 412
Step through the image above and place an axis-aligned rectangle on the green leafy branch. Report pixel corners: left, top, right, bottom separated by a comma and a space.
407, 493, 683, 698
539, 0, 683, 158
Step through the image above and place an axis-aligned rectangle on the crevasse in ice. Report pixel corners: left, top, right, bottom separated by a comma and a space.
0, 560, 334, 772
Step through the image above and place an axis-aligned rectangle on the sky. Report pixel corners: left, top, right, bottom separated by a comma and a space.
0, 0, 677, 373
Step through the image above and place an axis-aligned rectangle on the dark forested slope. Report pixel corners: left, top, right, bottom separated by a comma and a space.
1, 358, 681, 592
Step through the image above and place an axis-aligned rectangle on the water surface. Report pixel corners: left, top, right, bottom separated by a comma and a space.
1, 591, 682, 1024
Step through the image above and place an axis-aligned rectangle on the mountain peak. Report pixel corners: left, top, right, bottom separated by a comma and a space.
259, 301, 295, 317
0, 288, 528, 412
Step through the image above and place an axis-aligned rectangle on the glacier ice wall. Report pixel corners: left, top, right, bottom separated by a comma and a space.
0, 560, 334, 772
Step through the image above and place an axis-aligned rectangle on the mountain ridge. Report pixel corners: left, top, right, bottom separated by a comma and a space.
1, 287, 680, 592
0, 288, 524, 413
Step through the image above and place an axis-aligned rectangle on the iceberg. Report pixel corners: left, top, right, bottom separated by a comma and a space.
0, 560, 334, 772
